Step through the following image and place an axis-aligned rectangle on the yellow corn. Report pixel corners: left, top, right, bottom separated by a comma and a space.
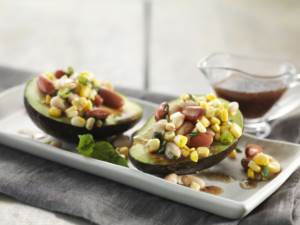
118, 146, 129, 157
228, 150, 237, 159
49, 107, 62, 117
206, 93, 217, 101
145, 138, 160, 153
200, 116, 210, 128
72, 97, 88, 111
173, 135, 188, 148
180, 93, 191, 101
190, 181, 201, 191
196, 121, 207, 133
199, 101, 209, 110
218, 108, 229, 122
164, 131, 175, 141
197, 147, 210, 158
211, 124, 221, 133
253, 153, 270, 166
248, 160, 261, 173
83, 100, 93, 111
79, 85, 91, 98
65, 106, 78, 118
46, 72, 55, 80
44, 95, 51, 105
230, 123, 242, 138
247, 168, 255, 179
268, 160, 281, 174
210, 117, 221, 125
182, 149, 190, 157
71, 116, 86, 127
190, 150, 199, 162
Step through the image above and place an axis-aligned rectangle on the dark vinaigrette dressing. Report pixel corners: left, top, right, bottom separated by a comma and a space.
213, 74, 287, 118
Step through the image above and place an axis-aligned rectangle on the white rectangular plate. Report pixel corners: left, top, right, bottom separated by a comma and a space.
0, 84, 300, 219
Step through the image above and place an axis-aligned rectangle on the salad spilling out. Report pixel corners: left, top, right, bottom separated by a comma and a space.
24, 67, 143, 142
129, 93, 244, 174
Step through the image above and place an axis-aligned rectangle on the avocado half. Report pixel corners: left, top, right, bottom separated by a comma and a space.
24, 78, 143, 143
129, 98, 244, 175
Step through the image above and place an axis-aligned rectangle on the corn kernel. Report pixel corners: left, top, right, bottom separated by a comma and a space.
118, 146, 129, 157
164, 131, 176, 141
211, 124, 221, 133
228, 150, 237, 159
49, 107, 62, 117
197, 147, 210, 158
210, 117, 221, 125
190, 150, 199, 162
199, 101, 209, 110
247, 168, 255, 179
173, 135, 188, 148
86, 117, 96, 130
83, 100, 93, 111
268, 160, 281, 174
228, 102, 239, 116
79, 85, 91, 98
200, 116, 210, 128
230, 123, 242, 138
96, 120, 103, 128
206, 93, 217, 101
248, 160, 261, 173
46, 72, 55, 80
214, 133, 220, 141
182, 148, 190, 157
180, 93, 191, 101
253, 153, 270, 166
196, 121, 207, 133
71, 116, 86, 127
145, 138, 160, 153
44, 95, 51, 105
65, 106, 78, 118
190, 181, 201, 191
219, 109, 229, 122
205, 107, 216, 118
165, 122, 176, 131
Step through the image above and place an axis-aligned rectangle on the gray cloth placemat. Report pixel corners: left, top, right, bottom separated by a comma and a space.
0, 67, 300, 225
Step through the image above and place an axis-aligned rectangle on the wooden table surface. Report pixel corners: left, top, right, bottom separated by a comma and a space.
0, 0, 300, 224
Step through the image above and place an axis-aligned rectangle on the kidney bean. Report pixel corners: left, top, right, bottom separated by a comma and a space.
182, 106, 205, 122
94, 94, 104, 106
98, 88, 124, 109
245, 144, 263, 158
37, 75, 56, 95
86, 108, 111, 119
188, 132, 213, 148
154, 102, 169, 121
176, 121, 194, 135
54, 70, 65, 79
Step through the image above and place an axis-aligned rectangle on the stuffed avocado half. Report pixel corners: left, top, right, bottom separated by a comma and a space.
129, 94, 243, 175
24, 68, 143, 143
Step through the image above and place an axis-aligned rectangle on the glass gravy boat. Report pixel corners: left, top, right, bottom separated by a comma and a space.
198, 53, 299, 138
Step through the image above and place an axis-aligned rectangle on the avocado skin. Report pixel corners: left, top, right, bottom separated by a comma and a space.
24, 97, 140, 143
129, 141, 237, 175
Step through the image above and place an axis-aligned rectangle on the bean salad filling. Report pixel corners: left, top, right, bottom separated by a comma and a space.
36, 67, 125, 130
134, 93, 243, 163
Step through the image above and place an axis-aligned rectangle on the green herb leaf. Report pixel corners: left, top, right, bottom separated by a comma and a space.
77, 134, 128, 167
235, 148, 242, 153
188, 93, 196, 101
77, 134, 95, 157
157, 140, 167, 154
262, 166, 270, 178
58, 88, 71, 98
189, 131, 199, 138
92, 141, 127, 167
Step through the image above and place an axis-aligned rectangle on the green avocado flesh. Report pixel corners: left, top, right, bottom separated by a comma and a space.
129, 98, 243, 175
24, 78, 143, 143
